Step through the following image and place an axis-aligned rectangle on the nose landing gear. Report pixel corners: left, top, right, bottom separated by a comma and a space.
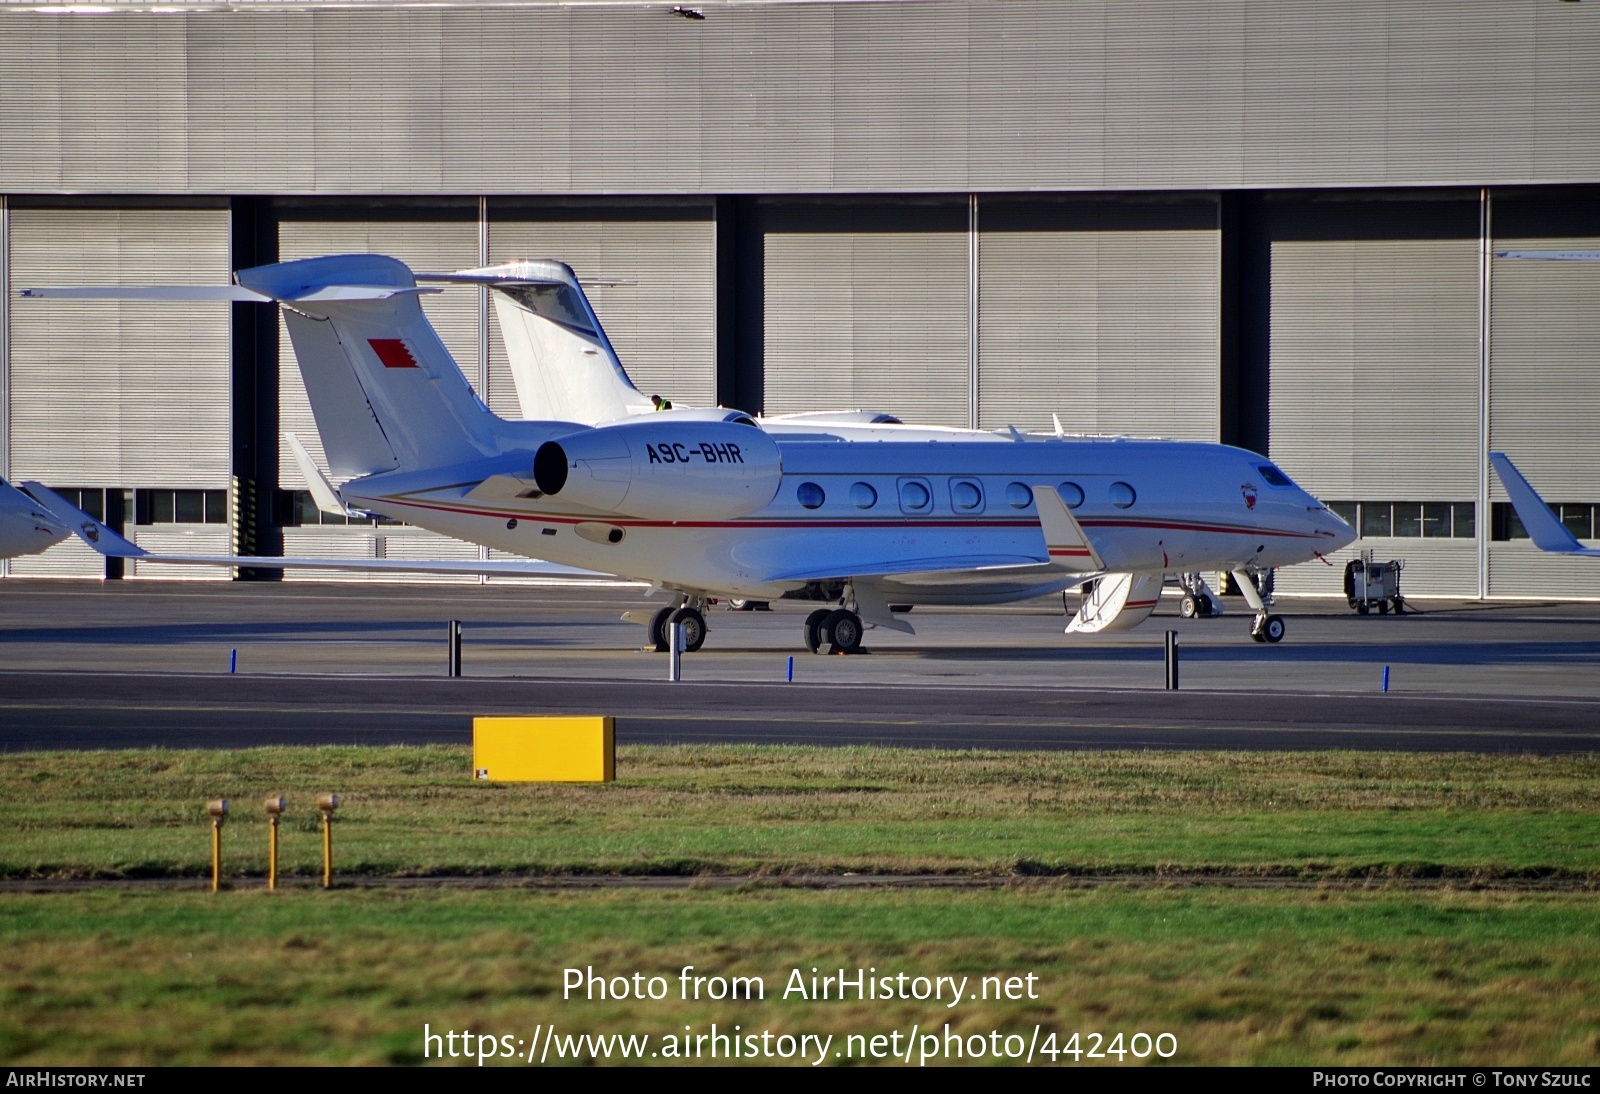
1230, 568, 1285, 644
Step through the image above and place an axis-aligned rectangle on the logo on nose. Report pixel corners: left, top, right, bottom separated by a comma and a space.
1241, 484, 1258, 510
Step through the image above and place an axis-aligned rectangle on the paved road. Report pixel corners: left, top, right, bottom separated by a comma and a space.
4, 581, 1600, 753
4, 669, 1598, 754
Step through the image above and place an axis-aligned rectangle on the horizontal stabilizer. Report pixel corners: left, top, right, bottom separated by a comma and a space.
26, 481, 619, 580
19, 285, 271, 302
18, 283, 439, 303
1495, 251, 1600, 262
1488, 452, 1600, 557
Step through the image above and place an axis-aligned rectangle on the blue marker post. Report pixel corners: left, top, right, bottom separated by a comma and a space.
1382, 665, 1390, 693
230, 649, 238, 675
786, 656, 794, 683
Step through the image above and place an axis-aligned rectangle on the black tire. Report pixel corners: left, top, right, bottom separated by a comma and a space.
669, 607, 707, 653
804, 609, 831, 654
1180, 595, 1199, 619
1250, 629, 1267, 643
650, 606, 675, 652
1377, 601, 1389, 616
1261, 615, 1286, 643
825, 609, 863, 653
1356, 601, 1370, 616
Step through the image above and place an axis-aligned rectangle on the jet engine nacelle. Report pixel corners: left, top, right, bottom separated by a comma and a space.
532, 418, 783, 520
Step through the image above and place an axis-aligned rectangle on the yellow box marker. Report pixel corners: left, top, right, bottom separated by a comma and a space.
472, 716, 615, 782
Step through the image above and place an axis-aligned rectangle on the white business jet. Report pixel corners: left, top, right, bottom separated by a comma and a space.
0, 477, 70, 560
22, 254, 1354, 653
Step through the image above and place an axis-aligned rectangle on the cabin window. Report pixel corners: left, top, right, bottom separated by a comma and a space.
850, 482, 878, 509
899, 479, 933, 513
1005, 482, 1033, 509
1058, 482, 1085, 509
1109, 482, 1136, 509
797, 482, 826, 510
951, 480, 984, 512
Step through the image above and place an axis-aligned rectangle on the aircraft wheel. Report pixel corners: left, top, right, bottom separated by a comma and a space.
650, 606, 675, 652
803, 609, 831, 654
825, 609, 863, 653
1260, 615, 1286, 643
1180, 595, 1199, 619
670, 607, 707, 653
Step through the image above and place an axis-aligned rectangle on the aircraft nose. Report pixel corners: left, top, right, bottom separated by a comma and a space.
1319, 505, 1356, 550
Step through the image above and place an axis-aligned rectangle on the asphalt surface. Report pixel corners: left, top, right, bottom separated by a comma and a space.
3, 581, 1600, 754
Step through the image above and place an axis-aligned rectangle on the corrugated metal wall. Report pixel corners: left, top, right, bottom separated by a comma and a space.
6, 203, 231, 577
486, 201, 716, 417
2, 1, 1596, 197
1266, 198, 1481, 501
758, 199, 969, 428
977, 197, 1220, 439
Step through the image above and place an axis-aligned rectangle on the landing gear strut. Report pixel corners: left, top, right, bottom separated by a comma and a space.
1231, 568, 1285, 644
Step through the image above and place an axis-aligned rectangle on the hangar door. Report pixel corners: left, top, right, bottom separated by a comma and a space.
1486, 190, 1600, 599
977, 197, 1221, 440
1265, 196, 1481, 597
6, 203, 232, 578
757, 199, 970, 428
275, 204, 484, 581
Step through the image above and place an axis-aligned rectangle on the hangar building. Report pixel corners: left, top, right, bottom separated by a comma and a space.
2, 0, 1598, 599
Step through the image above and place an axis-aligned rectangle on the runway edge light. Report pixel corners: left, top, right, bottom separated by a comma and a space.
473, 716, 615, 783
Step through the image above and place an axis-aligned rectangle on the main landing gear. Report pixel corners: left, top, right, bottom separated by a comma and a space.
803, 607, 863, 655
649, 602, 707, 653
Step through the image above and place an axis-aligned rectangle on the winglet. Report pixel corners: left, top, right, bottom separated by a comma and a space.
1488, 452, 1600, 556
285, 433, 354, 517
22, 483, 147, 559
1034, 485, 1104, 570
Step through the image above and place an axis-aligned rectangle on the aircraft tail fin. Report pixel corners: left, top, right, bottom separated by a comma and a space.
1488, 452, 1600, 556
423, 261, 653, 426
237, 254, 503, 477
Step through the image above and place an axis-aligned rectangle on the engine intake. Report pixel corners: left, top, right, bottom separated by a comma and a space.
531, 418, 782, 521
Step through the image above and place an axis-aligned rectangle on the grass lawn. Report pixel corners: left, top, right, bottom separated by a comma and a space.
2, 744, 1598, 1066
2, 745, 1599, 879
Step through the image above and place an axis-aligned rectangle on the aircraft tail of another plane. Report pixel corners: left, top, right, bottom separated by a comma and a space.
422, 261, 654, 426
1488, 451, 1600, 557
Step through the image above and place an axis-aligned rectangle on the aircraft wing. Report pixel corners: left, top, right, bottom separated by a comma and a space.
761, 554, 1051, 583
24, 483, 622, 580
1487, 453, 1600, 557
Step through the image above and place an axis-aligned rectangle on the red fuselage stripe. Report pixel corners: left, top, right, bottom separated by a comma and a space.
368, 495, 1321, 539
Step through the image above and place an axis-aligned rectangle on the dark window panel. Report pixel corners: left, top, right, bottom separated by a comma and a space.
203, 490, 228, 524
1452, 504, 1475, 539
1393, 503, 1423, 538
174, 491, 204, 524
1360, 503, 1392, 538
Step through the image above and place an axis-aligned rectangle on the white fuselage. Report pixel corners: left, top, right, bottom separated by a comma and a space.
339, 425, 1353, 603
0, 480, 70, 561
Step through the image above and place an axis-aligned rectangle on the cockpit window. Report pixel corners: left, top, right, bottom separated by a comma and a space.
1256, 464, 1293, 488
